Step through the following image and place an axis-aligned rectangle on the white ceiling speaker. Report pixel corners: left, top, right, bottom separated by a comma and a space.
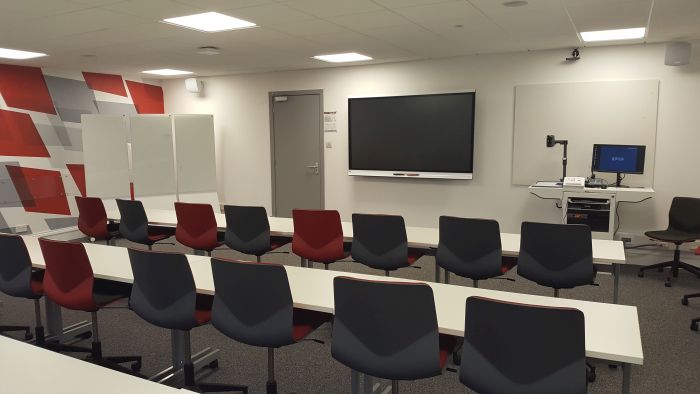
185, 77, 203, 93
664, 42, 691, 66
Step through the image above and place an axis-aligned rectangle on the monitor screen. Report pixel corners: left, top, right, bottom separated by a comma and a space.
592, 144, 646, 174
348, 92, 475, 179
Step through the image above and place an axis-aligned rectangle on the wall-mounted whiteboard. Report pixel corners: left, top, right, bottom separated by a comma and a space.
512, 80, 659, 186
130, 115, 176, 197
82, 114, 130, 198
174, 115, 217, 194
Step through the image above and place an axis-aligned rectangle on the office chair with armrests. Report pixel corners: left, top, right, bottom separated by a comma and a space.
223, 205, 291, 262
128, 248, 247, 393
351, 213, 425, 277
459, 296, 587, 393
332, 276, 456, 393
638, 197, 700, 287
174, 202, 223, 256
75, 196, 119, 244
116, 199, 172, 250
210, 258, 331, 394
39, 238, 142, 374
292, 209, 351, 270
436, 216, 516, 288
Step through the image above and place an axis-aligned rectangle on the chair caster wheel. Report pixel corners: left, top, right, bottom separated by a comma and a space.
637, 271, 644, 277
691, 322, 698, 331
77, 331, 92, 340
131, 361, 142, 372
208, 360, 219, 369
682, 297, 689, 306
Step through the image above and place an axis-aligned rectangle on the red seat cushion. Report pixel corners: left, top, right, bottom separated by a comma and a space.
269, 236, 292, 252
147, 233, 170, 242
292, 308, 332, 342
438, 334, 458, 369
194, 294, 214, 325
407, 248, 425, 265
30, 270, 44, 296
501, 255, 518, 274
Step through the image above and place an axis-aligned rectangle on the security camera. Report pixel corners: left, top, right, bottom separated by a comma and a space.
566, 48, 580, 62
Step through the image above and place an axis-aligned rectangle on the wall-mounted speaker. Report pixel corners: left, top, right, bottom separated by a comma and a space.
185, 78, 202, 93
664, 42, 691, 66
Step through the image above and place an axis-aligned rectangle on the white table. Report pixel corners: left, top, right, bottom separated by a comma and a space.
23, 234, 642, 393
0, 335, 194, 394
106, 209, 628, 303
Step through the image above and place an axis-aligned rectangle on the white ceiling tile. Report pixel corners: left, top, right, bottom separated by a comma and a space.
172, 0, 277, 11
226, 3, 316, 25
328, 10, 410, 30
281, 0, 383, 18
270, 18, 349, 36
392, 1, 493, 31
565, 0, 653, 32
374, 0, 457, 9
647, 0, 700, 41
103, 0, 205, 20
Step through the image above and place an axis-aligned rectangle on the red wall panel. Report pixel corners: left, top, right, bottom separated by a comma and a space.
66, 163, 86, 197
83, 72, 128, 97
6, 165, 70, 215
0, 109, 50, 157
0, 64, 57, 114
125, 80, 164, 114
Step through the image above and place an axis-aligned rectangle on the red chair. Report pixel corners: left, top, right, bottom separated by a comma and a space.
38, 238, 142, 374
175, 202, 222, 256
292, 209, 350, 270
75, 196, 119, 244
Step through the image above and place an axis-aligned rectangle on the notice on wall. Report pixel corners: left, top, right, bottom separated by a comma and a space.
324, 111, 337, 132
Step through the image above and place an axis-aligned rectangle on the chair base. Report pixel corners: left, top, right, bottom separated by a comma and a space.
183, 363, 247, 393
691, 318, 699, 331
682, 293, 700, 305
0, 325, 33, 340
638, 245, 700, 287
87, 340, 142, 375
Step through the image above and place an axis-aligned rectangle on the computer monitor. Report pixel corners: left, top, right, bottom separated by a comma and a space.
591, 144, 646, 187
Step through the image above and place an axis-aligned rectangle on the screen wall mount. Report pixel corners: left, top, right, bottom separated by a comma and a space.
348, 91, 475, 180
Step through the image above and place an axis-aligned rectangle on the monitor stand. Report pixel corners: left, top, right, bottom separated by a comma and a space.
615, 173, 629, 188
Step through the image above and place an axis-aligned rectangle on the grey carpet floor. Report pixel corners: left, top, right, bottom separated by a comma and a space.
1, 237, 698, 393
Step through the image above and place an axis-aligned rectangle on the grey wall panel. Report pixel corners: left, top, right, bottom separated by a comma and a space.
45, 76, 98, 123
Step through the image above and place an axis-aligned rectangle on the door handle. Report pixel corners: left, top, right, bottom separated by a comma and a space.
306, 162, 320, 174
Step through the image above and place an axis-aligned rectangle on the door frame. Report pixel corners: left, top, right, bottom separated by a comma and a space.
269, 89, 325, 217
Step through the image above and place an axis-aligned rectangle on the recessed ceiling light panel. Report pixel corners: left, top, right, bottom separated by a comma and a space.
162, 12, 256, 33
142, 69, 193, 76
0, 48, 47, 60
313, 52, 373, 63
580, 27, 646, 42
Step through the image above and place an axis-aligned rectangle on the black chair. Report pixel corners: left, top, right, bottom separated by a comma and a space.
683, 291, 700, 331
518, 222, 596, 297
223, 205, 291, 262
638, 197, 700, 287
210, 258, 331, 394
128, 248, 247, 393
0, 234, 39, 340
436, 216, 516, 288
332, 276, 456, 393
116, 199, 172, 250
351, 213, 425, 276
459, 296, 587, 393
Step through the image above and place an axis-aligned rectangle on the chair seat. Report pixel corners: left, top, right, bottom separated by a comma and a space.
645, 229, 700, 244
92, 279, 132, 309
439, 334, 458, 369
292, 308, 332, 341
501, 256, 518, 274
195, 294, 214, 325
29, 270, 45, 297
147, 233, 170, 243
407, 248, 426, 265
269, 236, 292, 252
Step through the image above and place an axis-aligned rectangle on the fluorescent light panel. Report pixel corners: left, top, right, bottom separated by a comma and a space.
0, 48, 47, 59
142, 69, 193, 76
163, 12, 256, 32
580, 27, 645, 42
313, 52, 373, 63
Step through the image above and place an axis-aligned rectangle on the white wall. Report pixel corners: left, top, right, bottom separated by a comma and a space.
162, 42, 700, 238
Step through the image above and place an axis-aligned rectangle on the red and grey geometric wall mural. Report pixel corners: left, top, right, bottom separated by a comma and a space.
0, 63, 164, 233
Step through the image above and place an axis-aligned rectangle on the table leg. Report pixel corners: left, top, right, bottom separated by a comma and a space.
351, 370, 360, 394
622, 363, 631, 394
613, 263, 620, 304
45, 298, 63, 338
435, 265, 441, 283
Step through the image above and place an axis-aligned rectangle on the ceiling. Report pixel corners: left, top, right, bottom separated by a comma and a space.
0, 0, 698, 77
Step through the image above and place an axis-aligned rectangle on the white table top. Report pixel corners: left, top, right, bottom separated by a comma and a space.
106, 209, 626, 265
529, 184, 654, 203
22, 235, 643, 365
0, 335, 194, 394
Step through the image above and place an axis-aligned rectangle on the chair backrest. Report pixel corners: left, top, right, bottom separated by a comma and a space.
75, 196, 108, 239
292, 209, 345, 262
460, 296, 586, 394
38, 238, 98, 311
518, 222, 594, 289
127, 248, 198, 330
332, 276, 442, 381
116, 199, 150, 244
0, 234, 35, 298
668, 197, 700, 234
351, 213, 408, 270
223, 205, 271, 256
210, 258, 295, 348
436, 216, 503, 280
174, 202, 218, 251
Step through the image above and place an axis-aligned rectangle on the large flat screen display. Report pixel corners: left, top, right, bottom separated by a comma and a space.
348, 92, 475, 179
